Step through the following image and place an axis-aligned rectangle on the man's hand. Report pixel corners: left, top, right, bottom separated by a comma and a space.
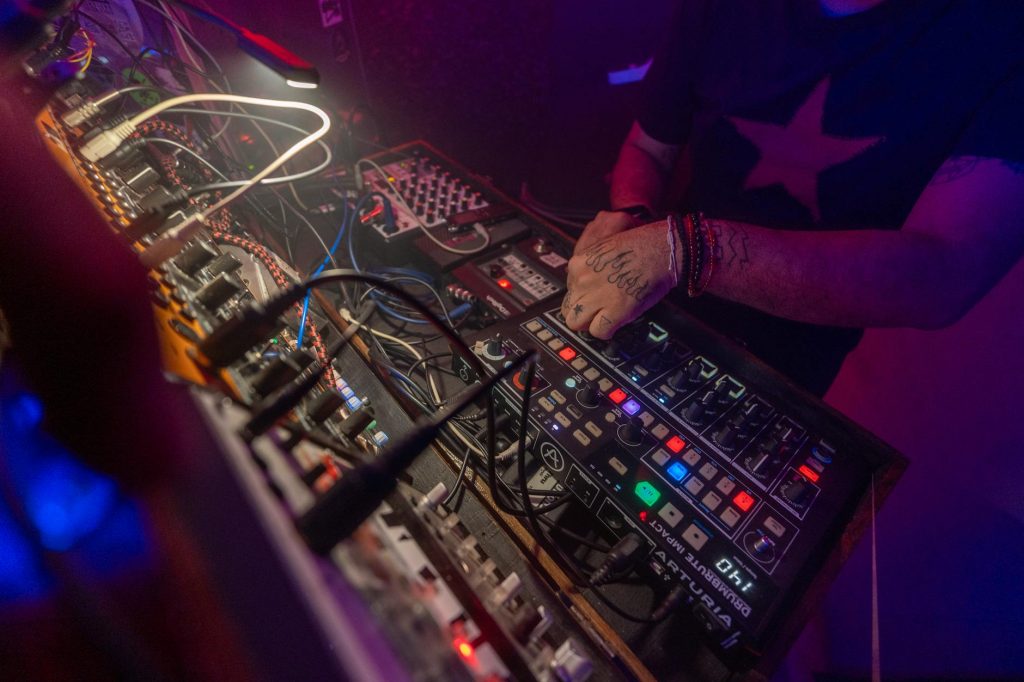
575, 210, 643, 252
563, 221, 679, 339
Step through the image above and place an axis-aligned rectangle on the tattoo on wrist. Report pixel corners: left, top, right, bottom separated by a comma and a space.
709, 219, 751, 270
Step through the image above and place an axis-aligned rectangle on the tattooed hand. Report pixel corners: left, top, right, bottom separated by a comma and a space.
562, 220, 681, 339
575, 210, 644, 252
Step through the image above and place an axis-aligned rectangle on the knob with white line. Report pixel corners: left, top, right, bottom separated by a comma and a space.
577, 382, 600, 409
618, 417, 644, 446
782, 478, 814, 507
482, 335, 506, 360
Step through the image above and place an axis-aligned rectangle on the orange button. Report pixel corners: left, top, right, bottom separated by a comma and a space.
797, 464, 820, 483
608, 388, 628, 404
733, 491, 755, 512
665, 436, 687, 453
558, 347, 577, 361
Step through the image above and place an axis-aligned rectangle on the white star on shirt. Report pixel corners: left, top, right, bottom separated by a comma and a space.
728, 78, 882, 222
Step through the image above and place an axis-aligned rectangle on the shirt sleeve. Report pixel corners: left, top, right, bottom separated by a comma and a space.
636, 1, 710, 145
952, 61, 1024, 163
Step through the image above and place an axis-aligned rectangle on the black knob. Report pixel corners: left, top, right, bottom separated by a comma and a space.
783, 479, 813, 507
577, 383, 600, 409
307, 390, 346, 424
483, 336, 505, 360
745, 449, 773, 476
174, 241, 217, 276
194, 274, 242, 310
683, 399, 706, 423
602, 339, 624, 361
619, 417, 644, 446
340, 406, 376, 440
644, 342, 676, 372
715, 423, 741, 449
206, 253, 243, 278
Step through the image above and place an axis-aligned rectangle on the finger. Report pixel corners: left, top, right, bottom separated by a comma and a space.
563, 291, 598, 332
589, 307, 629, 340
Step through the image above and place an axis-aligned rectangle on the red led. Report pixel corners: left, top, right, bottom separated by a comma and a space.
639, 510, 648, 522
608, 388, 628, 404
497, 278, 513, 290
558, 346, 577, 362
797, 464, 821, 483
665, 436, 687, 453
733, 491, 755, 512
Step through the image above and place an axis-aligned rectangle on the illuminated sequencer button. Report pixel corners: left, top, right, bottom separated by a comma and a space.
665, 436, 687, 453
608, 388, 628, 404
634, 481, 662, 507
733, 491, 755, 512
667, 462, 688, 482
558, 346, 577, 362
622, 399, 642, 416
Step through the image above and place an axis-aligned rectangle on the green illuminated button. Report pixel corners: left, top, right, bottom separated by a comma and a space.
634, 481, 662, 507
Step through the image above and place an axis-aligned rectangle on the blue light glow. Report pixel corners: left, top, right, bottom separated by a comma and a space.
667, 462, 688, 482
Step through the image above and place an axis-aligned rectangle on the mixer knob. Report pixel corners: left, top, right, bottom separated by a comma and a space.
682, 399, 706, 423
577, 383, 600, 409
533, 239, 552, 255
783, 479, 813, 507
483, 336, 505, 360
752, 534, 775, 554
643, 342, 676, 372
601, 339, 624, 362
619, 417, 644, 446
715, 423, 741, 449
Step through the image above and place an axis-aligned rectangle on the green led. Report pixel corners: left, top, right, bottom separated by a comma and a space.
634, 481, 662, 507
271, 338, 279, 344
367, 420, 378, 431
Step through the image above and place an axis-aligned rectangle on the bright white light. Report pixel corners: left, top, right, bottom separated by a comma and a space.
286, 79, 318, 89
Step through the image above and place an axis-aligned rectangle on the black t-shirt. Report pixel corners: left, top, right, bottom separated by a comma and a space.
639, 0, 1024, 395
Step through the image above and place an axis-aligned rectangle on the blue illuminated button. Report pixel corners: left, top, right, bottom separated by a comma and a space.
622, 398, 642, 416
634, 481, 662, 507
564, 377, 577, 389
667, 461, 688, 482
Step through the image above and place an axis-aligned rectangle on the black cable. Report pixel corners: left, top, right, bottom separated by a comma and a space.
440, 445, 472, 508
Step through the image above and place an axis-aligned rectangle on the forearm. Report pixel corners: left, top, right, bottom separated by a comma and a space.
608, 122, 678, 213
700, 219, 966, 329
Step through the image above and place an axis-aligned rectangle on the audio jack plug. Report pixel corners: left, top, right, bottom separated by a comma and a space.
589, 532, 646, 586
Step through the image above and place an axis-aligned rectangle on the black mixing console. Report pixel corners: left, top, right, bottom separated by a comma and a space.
454, 301, 905, 669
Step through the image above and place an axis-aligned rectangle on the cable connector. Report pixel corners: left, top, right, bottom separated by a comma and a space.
589, 533, 646, 586
79, 120, 136, 162
62, 99, 102, 128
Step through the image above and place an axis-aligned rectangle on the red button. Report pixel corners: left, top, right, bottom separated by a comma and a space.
733, 491, 755, 512
797, 464, 820, 483
558, 347, 577, 361
608, 388, 628, 404
665, 436, 686, 453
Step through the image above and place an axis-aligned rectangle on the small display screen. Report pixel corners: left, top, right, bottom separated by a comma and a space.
715, 557, 756, 594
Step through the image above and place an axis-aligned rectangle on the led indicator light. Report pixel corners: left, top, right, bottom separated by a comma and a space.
733, 491, 755, 512
634, 481, 662, 507
665, 436, 687, 453
797, 464, 820, 483
667, 462, 688, 482
608, 388, 628, 404
497, 278, 513, 290
558, 346, 577, 361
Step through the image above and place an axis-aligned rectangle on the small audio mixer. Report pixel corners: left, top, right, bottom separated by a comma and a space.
455, 304, 905, 669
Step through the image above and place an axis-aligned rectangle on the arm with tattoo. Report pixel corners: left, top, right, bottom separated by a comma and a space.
566, 156, 1024, 338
